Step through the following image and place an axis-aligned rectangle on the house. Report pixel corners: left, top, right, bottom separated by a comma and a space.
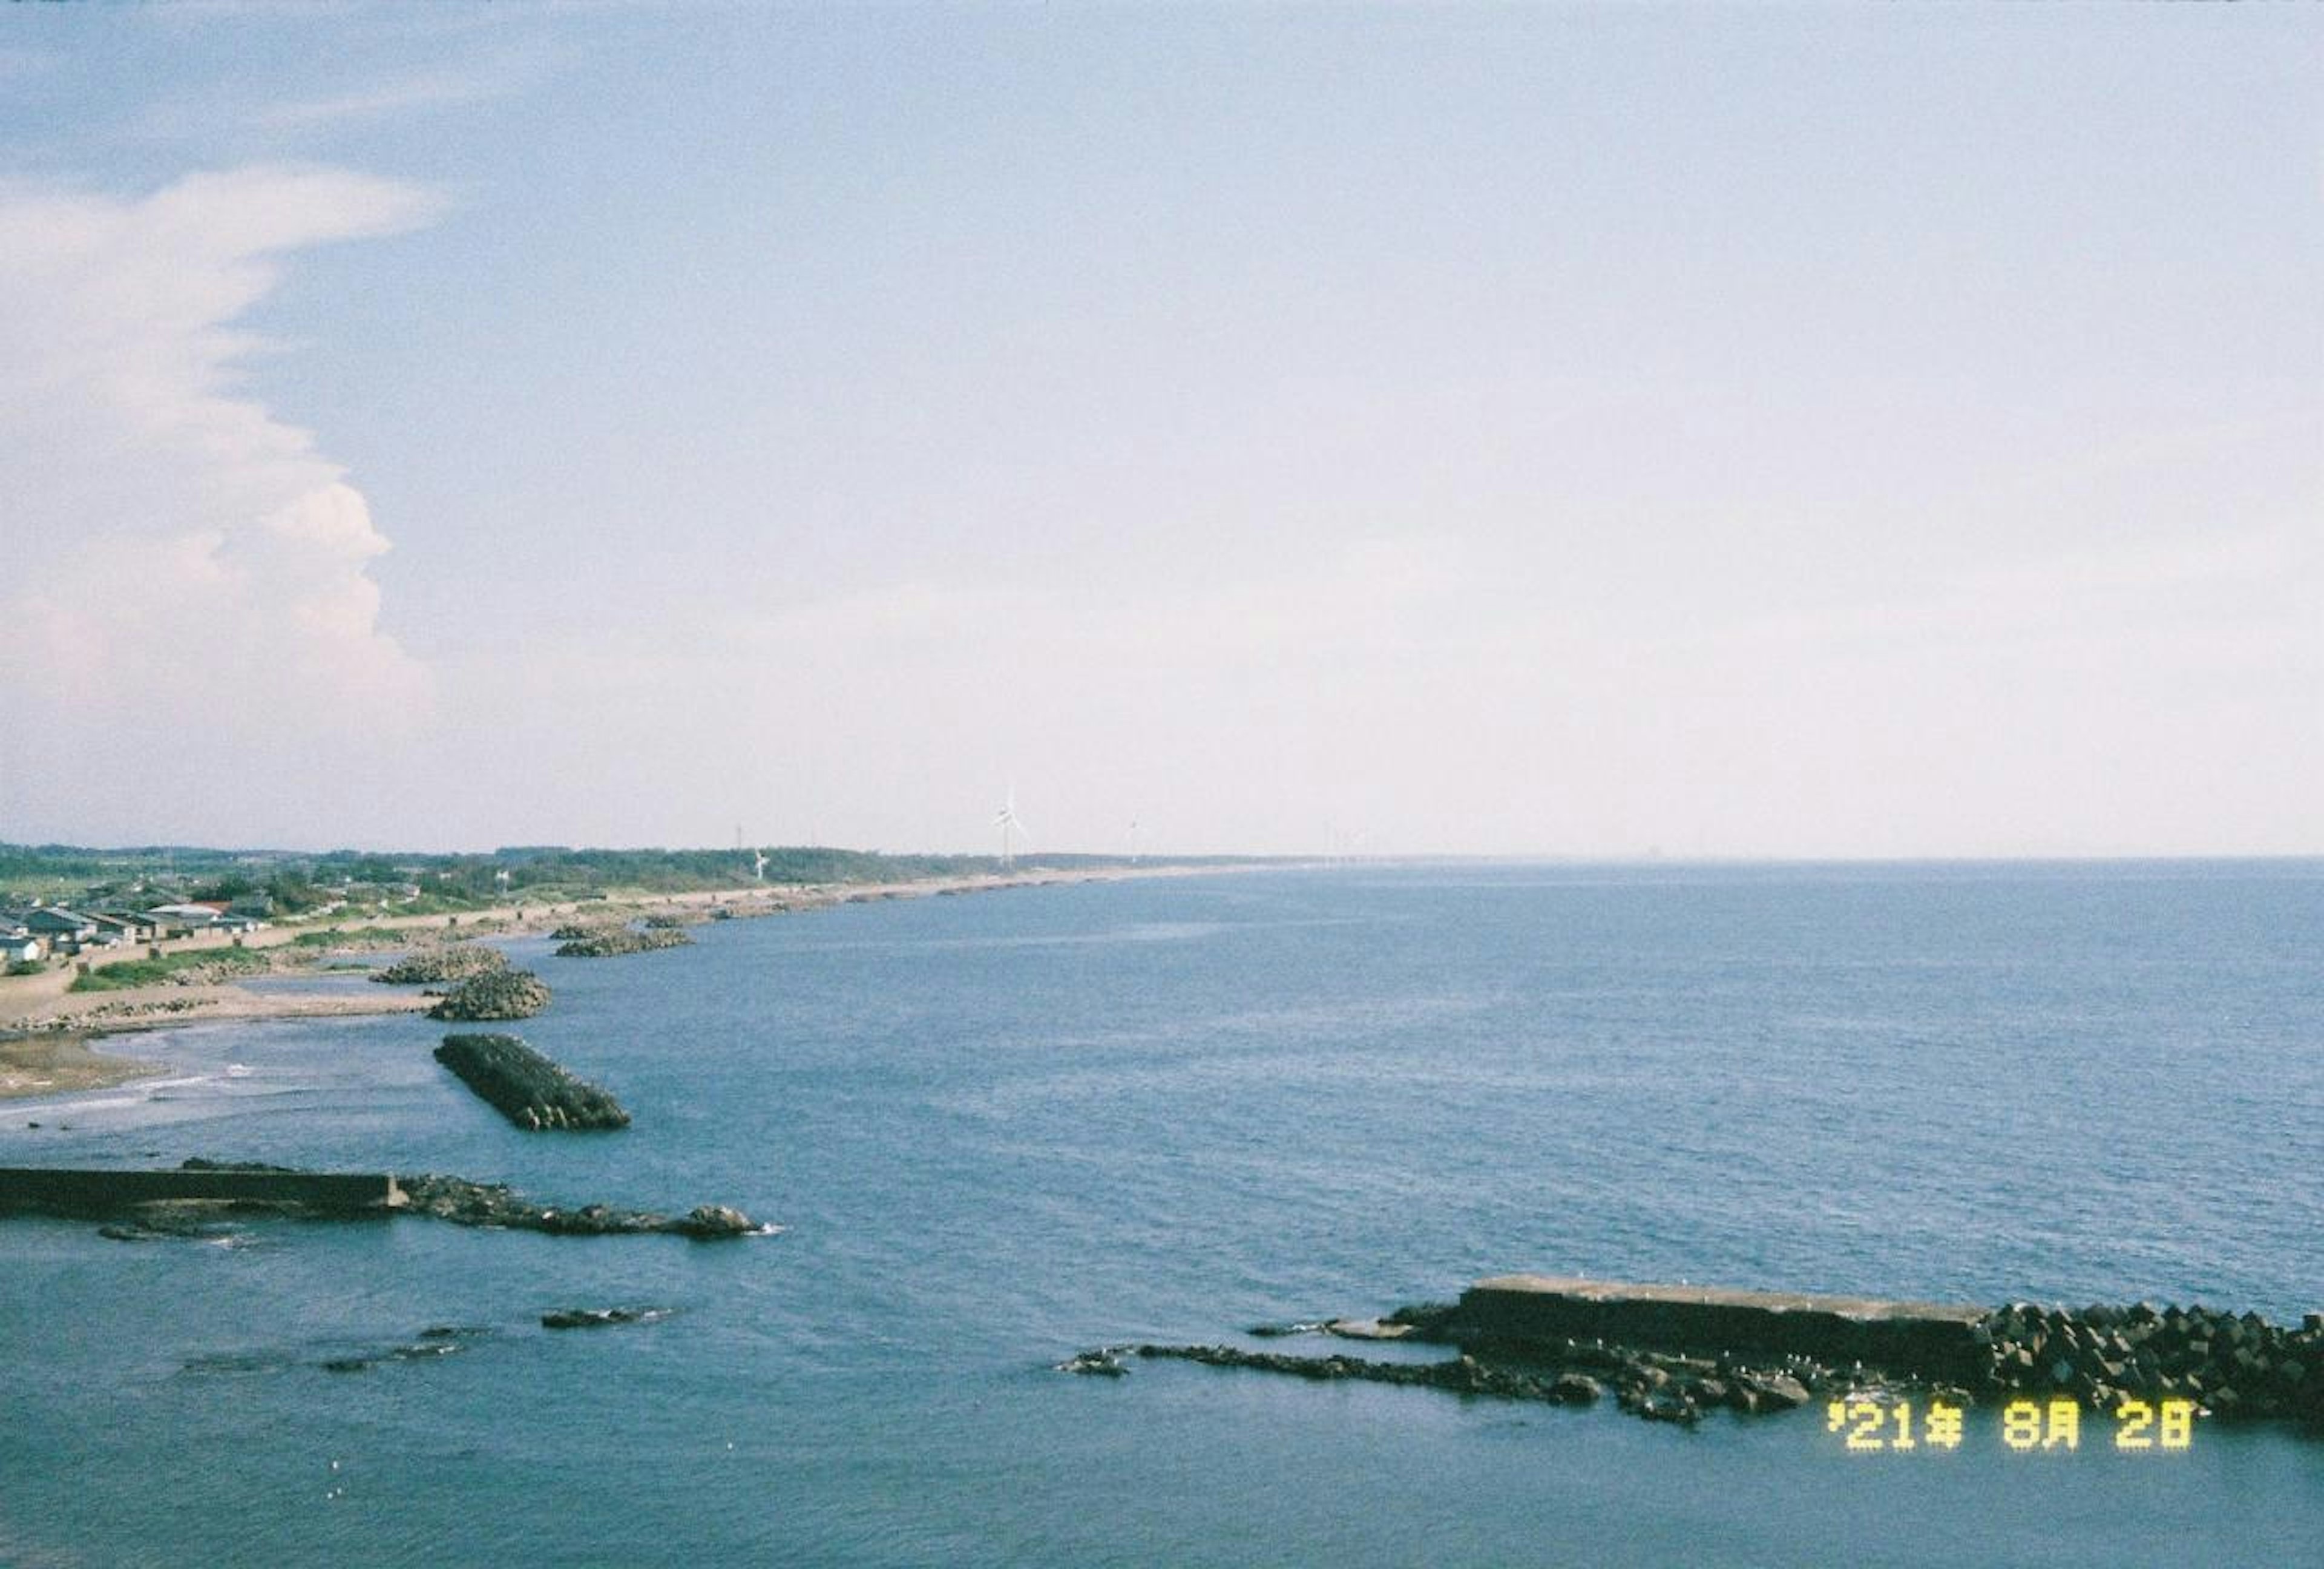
1, 934, 44, 964
145, 903, 224, 938
25, 907, 97, 941
89, 912, 157, 944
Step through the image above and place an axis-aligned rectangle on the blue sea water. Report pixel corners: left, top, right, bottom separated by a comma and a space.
2, 862, 2320, 1567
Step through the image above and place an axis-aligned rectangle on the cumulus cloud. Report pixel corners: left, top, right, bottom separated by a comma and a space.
0, 166, 441, 839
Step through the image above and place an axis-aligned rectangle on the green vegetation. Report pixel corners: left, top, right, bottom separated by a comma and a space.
69, 947, 276, 992
289, 925, 409, 949
4, 960, 42, 978
1, 839, 1270, 927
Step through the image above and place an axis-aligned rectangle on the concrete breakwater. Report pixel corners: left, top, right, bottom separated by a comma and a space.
0, 1162, 401, 1215
1440, 1274, 1990, 1381
0, 1160, 764, 1240
1069, 1275, 2324, 1432
433, 1033, 629, 1131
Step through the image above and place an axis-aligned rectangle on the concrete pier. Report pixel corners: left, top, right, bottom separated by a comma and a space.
1449, 1274, 1989, 1380
0, 1166, 404, 1215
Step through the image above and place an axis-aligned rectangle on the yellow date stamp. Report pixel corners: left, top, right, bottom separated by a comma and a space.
1827, 1398, 2196, 1454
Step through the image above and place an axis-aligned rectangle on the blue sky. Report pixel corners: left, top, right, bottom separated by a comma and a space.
1, 3, 2316, 856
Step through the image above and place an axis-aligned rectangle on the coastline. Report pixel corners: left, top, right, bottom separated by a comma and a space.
0, 862, 1223, 1100
0, 1033, 166, 1102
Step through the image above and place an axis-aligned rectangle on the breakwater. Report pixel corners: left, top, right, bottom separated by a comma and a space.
1072, 1275, 2324, 1431
0, 1163, 401, 1215
433, 1032, 630, 1131
553, 927, 692, 958
427, 969, 551, 1021
1442, 1274, 1990, 1381
0, 1160, 765, 1240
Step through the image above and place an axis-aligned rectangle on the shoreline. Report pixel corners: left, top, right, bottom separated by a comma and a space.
0, 861, 1227, 1101
0, 1034, 168, 1102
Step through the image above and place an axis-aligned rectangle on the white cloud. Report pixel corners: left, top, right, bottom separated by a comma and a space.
250, 68, 513, 132
0, 167, 442, 840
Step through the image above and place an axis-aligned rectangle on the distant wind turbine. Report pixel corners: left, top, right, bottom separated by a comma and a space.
994, 786, 1029, 869
752, 848, 769, 881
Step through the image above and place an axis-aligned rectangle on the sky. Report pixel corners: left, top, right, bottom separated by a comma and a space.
0, 2, 2316, 859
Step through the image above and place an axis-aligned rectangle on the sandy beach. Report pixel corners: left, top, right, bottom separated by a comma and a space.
0, 863, 1216, 1100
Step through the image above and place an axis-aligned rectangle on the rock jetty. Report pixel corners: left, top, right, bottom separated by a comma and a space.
433, 1033, 629, 1131
553, 926, 692, 958
426, 969, 551, 1021
372, 944, 509, 985
1072, 1276, 2324, 1433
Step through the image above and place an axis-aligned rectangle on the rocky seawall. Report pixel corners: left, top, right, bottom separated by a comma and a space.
433, 1033, 629, 1131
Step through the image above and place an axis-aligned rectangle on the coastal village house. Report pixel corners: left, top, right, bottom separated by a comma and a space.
89, 912, 157, 944
21, 908, 99, 950
145, 903, 228, 938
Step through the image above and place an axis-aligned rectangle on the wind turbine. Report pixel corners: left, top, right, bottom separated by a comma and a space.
752, 848, 769, 881
994, 786, 1028, 869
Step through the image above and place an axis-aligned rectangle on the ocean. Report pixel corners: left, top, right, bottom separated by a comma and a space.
2, 862, 2319, 1566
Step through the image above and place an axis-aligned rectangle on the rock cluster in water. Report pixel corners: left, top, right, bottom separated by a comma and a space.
426, 969, 551, 1021
372, 944, 510, 985
1061, 1341, 1814, 1426
553, 926, 692, 958
397, 1173, 760, 1239
1974, 1301, 2324, 1422
541, 1306, 674, 1330
433, 1033, 629, 1131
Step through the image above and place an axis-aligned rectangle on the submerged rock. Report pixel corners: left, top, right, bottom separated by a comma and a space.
542, 1306, 672, 1331
677, 1204, 757, 1238
1057, 1349, 1130, 1376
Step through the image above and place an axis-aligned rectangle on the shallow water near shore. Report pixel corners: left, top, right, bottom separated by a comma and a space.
3, 862, 2320, 1565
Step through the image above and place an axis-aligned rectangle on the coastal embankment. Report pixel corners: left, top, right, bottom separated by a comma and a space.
0, 863, 1219, 1076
